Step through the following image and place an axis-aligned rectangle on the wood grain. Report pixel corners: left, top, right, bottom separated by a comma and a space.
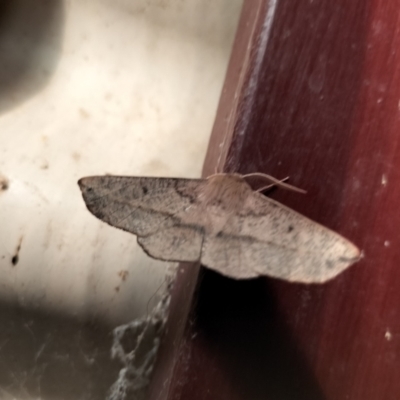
149, 0, 400, 398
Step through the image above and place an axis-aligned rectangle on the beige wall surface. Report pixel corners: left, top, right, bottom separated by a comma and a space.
0, 1, 242, 399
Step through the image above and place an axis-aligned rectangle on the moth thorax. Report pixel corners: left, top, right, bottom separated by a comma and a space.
202, 174, 251, 209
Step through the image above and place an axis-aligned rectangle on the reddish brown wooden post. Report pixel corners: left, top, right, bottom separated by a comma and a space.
149, 0, 400, 398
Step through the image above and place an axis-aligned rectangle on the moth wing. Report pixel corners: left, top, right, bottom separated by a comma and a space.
78, 176, 205, 262
201, 191, 360, 283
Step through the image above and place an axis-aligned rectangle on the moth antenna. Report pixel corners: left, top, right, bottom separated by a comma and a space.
257, 176, 289, 192
257, 177, 307, 194
242, 172, 306, 194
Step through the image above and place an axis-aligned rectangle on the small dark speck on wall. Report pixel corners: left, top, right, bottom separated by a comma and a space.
0, 175, 9, 191
11, 236, 23, 267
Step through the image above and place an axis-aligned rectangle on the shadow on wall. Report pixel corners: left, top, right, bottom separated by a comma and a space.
0, 0, 64, 114
0, 299, 120, 399
193, 270, 326, 400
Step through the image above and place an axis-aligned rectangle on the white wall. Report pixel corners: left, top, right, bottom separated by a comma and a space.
0, 0, 242, 325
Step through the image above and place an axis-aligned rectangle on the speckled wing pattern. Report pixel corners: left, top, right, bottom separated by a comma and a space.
78, 176, 206, 263
200, 188, 360, 282
78, 174, 360, 283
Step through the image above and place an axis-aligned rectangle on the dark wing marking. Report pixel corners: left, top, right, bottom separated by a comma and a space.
79, 176, 206, 261
201, 191, 360, 283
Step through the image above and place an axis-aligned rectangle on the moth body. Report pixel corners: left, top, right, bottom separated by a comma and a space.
78, 173, 360, 283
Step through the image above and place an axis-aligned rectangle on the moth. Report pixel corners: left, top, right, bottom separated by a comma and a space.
78, 173, 360, 283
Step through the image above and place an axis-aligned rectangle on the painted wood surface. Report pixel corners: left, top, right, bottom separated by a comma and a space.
149, 0, 400, 398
